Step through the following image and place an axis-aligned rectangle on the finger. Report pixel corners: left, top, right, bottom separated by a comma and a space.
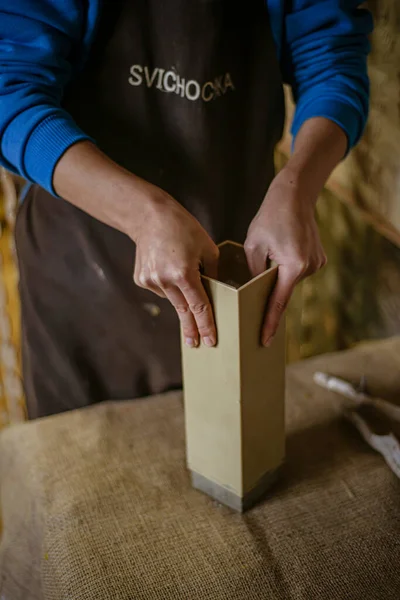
261, 266, 296, 347
162, 285, 199, 348
179, 275, 217, 347
244, 242, 268, 277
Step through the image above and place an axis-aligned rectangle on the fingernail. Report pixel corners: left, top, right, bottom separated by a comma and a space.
203, 336, 215, 347
263, 336, 274, 348
185, 338, 198, 348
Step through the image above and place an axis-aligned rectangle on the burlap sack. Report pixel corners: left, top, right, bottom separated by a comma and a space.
1, 339, 400, 600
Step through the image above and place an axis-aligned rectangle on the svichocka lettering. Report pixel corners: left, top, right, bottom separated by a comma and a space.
163, 70, 177, 92
185, 80, 201, 101
128, 64, 143, 86
156, 69, 165, 90
128, 64, 235, 102
175, 74, 186, 98
201, 81, 214, 102
144, 66, 158, 88
213, 75, 224, 96
224, 72, 235, 91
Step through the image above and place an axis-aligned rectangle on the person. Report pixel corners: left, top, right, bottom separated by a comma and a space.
0, 0, 372, 418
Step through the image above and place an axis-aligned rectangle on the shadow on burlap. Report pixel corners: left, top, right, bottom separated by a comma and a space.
0, 339, 399, 599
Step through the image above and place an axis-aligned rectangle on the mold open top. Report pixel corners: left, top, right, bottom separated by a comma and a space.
203, 241, 271, 290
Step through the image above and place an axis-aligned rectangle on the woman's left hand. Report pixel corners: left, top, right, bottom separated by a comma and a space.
244, 166, 327, 347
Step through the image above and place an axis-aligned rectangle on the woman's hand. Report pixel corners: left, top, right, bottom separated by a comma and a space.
53, 141, 219, 348
132, 191, 219, 349
245, 167, 326, 347
245, 117, 347, 347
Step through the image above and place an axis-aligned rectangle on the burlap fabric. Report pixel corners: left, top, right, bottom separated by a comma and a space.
1, 339, 400, 600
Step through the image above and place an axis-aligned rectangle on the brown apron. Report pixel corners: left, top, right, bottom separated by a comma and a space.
16, 0, 285, 418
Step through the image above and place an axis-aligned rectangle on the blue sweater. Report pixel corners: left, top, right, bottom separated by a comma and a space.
0, 1, 372, 195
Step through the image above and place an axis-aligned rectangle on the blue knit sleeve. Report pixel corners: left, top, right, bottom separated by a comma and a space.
0, 1, 98, 194
282, 0, 373, 151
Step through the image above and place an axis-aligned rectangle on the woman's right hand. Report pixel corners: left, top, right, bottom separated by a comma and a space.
53, 141, 219, 347
131, 189, 219, 348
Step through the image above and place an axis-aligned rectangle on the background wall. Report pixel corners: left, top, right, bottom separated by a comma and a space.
281, 1, 400, 240
334, 0, 400, 231
283, 0, 400, 360
0, 170, 25, 427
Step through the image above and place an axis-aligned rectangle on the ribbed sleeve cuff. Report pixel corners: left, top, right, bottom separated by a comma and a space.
23, 113, 94, 195
291, 97, 364, 154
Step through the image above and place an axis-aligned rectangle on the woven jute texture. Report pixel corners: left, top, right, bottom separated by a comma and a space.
1, 339, 400, 600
